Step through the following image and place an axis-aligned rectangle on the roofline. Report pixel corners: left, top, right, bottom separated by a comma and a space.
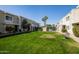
0, 9, 39, 24
57, 6, 77, 24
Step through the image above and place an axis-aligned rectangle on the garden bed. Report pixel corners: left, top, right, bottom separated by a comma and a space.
0, 31, 31, 38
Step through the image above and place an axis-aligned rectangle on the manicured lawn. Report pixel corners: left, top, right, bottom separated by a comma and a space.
0, 31, 79, 54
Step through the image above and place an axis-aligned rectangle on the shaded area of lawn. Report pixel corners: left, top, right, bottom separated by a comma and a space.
0, 32, 79, 54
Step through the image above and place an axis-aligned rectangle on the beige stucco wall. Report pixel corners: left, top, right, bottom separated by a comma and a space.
0, 23, 5, 33
57, 6, 79, 42
0, 13, 5, 33
71, 9, 79, 23
0, 13, 5, 23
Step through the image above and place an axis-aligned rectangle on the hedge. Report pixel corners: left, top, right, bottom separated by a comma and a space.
73, 25, 79, 37
62, 28, 67, 32
61, 25, 67, 32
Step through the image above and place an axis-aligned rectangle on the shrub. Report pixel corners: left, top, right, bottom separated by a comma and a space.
6, 26, 15, 32
61, 25, 67, 32
62, 28, 67, 32
73, 26, 79, 37
38, 27, 42, 31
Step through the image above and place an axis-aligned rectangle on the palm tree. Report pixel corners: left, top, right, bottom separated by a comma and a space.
42, 16, 48, 26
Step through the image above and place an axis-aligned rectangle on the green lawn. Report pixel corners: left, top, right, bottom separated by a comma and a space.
0, 31, 79, 54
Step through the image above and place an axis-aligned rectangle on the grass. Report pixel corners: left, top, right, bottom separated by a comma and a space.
0, 31, 79, 54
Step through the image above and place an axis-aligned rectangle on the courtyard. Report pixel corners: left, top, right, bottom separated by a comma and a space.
0, 32, 79, 54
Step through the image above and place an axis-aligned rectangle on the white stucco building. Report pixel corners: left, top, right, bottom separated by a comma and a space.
57, 6, 79, 42
0, 10, 20, 33
0, 10, 39, 34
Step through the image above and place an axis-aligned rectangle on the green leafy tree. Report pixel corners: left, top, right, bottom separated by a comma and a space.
22, 19, 28, 29
42, 16, 48, 26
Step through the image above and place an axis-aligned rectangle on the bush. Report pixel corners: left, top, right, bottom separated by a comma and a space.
73, 26, 79, 37
62, 28, 67, 32
6, 26, 15, 32
61, 25, 67, 33
38, 27, 42, 31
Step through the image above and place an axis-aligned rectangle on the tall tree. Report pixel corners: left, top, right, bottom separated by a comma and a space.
22, 19, 28, 29
42, 16, 48, 26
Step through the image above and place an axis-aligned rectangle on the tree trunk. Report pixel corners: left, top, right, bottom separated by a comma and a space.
44, 21, 46, 26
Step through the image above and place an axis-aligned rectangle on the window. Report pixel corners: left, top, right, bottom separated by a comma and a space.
6, 16, 12, 21
66, 16, 70, 21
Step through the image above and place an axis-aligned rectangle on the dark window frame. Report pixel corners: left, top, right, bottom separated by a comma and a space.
6, 16, 12, 21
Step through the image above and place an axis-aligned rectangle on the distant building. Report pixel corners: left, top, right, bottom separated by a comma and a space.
42, 26, 47, 32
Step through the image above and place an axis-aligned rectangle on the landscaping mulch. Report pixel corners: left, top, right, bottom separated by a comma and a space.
40, 34, 55, 39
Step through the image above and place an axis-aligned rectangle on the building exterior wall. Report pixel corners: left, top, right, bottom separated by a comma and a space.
0, 13, 5, 23
0, 23, 5, 33
57, 6, 79, 42
0, 10, 39, 34
18, 16, 23, 31
0, 12, 20, 33
0, 12, 6, 33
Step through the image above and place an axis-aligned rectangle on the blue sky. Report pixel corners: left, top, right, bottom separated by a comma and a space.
0, 5, 77, 26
